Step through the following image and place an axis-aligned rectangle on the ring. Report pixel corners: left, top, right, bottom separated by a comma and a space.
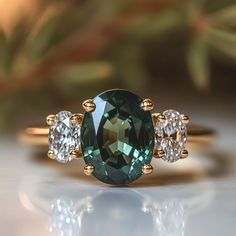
21, 89, 215, 185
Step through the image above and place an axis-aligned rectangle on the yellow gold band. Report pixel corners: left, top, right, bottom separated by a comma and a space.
20, 125, 215, 147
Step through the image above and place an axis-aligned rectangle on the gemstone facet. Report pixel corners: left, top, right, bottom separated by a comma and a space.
49, 111, 80, 163
81, 90, 155, 184
155, 110, 187, 162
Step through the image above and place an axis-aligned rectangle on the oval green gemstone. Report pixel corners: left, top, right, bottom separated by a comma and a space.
81, 89, 154, 184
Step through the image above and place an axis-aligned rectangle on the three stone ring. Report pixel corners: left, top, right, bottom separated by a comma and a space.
22, 89, 214, 185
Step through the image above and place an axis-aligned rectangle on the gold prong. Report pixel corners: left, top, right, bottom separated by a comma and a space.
157, 114, 166, 123
47, 150, 56, 160
153, 149, 165, 159
84, 163, 95, 175
152, 113, 160, 125
82, 99, 96, 112
70, 148, 83, 159
180, 149, 188, 159
181, 114, 189, 124
140, 98, 154, 111
70, 113, 84, 125
46, 114, 56, 126
142, 164, 153, 175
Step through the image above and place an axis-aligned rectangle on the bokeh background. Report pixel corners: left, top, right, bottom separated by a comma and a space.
0, 0, 236, 131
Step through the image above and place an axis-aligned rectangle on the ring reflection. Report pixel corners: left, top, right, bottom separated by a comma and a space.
49, 189, 185, 236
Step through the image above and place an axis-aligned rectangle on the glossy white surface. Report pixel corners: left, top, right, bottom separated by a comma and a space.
0, 103, 236, 236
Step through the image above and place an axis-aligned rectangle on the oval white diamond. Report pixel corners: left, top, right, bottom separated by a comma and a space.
155, 109, 187, 162
49, 111, 80, 163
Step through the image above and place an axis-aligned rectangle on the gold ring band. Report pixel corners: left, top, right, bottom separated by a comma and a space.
20, 125, 215, 146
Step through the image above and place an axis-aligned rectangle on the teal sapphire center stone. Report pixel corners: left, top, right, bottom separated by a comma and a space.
81, 89, 155, 184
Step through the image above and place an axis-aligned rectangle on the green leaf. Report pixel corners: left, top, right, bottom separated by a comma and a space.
56, 61, 114, 85
27, 0, 125, 61
209, 28, 236, 60
27, 7, 84, 60
1, 20, 29, 74
124, 10, 183, 42
187, 36, 210, 90
210, 4, 236, 27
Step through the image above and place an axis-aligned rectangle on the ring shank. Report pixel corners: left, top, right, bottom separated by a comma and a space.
20, 125, 216, 146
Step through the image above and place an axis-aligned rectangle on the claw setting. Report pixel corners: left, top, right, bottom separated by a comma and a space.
154, 109, 188, 162
48, 111, 81, 163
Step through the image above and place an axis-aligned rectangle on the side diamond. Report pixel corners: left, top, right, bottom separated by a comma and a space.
155, 109, 187, 162
48, 111, 80, 163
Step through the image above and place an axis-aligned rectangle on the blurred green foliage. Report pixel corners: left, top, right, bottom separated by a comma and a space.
0, 0, 236, 129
